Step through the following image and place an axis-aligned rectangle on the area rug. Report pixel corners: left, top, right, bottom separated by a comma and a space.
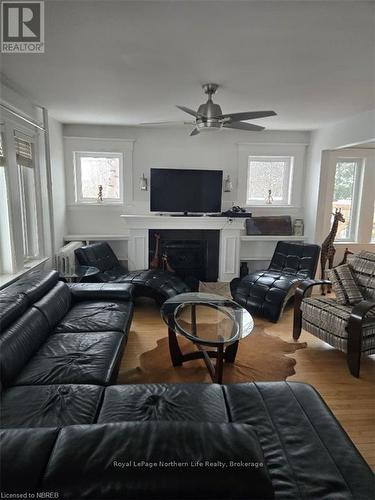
198, 281, 232, 298
118, 326, 307, 384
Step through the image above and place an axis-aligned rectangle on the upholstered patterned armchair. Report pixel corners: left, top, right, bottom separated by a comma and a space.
293, 251, 375, 377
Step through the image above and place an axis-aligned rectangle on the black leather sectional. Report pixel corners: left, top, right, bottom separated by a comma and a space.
0, 271, 373, 499
0, 271, 134, 422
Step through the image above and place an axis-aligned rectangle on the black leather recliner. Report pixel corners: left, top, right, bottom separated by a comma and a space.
75, 242, 190, 305
232, 241, 320, 322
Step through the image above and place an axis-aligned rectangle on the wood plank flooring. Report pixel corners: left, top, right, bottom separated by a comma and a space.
120, 299, 375, 470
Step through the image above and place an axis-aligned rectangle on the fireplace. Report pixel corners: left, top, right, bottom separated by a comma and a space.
149, 229, 220, 289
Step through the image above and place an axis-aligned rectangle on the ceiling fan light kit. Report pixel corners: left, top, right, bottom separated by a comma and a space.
176, 83, 277, 136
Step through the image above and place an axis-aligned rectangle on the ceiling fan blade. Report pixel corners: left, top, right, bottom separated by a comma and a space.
223, 122, 265, 132
190, 128, 200, 136
176, 105, 203, 118
217, 111, 277, 122
138, 121, 194, 127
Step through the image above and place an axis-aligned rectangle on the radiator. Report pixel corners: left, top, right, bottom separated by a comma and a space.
54, 241, 83, 274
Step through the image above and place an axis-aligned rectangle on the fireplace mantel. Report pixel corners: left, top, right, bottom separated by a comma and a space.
121, 214, 245, 282
120, 214, 244, 230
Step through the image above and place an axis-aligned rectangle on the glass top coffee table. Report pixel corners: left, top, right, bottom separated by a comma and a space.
59, 265, 99, 283
161, 292, 254, 384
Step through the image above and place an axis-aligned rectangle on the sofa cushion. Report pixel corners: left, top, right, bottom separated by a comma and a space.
224, 382, 374, 500
53, 300, 133, 335
4, 270, 59, 304
349, 250, 375, 300
0, 427, 59, 494
42, 422, 274, 500
0, 292, 28, 331
68, 283, 134, 302
33, 281, 72, 329
301, 296, 375, 352
0, 308, 50, 387
14, 332, 124, 386
98, 384, 228, 423
1, 384, 103, 428
328, 263, 363, 305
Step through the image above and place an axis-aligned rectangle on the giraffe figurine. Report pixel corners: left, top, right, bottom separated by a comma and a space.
320, 208, 345, 295
337, 247, 353, 267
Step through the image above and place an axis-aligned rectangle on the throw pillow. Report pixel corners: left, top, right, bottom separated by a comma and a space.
328, 264, 363, 305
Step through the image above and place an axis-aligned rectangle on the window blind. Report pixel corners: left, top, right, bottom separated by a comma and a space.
0, 133, 5, 167
15, 137, 33, 167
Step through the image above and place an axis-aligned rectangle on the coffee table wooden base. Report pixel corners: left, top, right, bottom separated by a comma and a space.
168, 325, 238, 384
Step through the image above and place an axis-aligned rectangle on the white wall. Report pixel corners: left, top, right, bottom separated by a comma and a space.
48, 117, 66, 250
63, 124, 310, 237
304, 109, 375, 243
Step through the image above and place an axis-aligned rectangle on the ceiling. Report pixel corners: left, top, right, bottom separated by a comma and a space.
1, 0, 374, 130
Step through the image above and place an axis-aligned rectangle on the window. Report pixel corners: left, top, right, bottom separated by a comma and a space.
0, 130, 13, 274
246, 156, 293, 205
332, 158, 363, 241
74, 152, 123, 204
16, 136, 40, 260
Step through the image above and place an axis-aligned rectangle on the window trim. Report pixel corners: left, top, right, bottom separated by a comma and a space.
237, 143, 306, 210
246, 155, 294, 206
14, 129, 44, 262
73, 151, 124, 205
333, 157, 364, 243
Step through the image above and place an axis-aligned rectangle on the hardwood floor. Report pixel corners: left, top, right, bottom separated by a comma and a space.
120, 298, 375, 470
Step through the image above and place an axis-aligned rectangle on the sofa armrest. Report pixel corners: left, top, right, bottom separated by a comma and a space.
349, 299, 375, 324
293, 280, 331, 340
347, 300, 375, 377
68, 283, 134, 302
296, 279, 332, 299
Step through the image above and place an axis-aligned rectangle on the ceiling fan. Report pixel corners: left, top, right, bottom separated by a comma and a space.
177, 83, 276, 136
139, 83, 276, 136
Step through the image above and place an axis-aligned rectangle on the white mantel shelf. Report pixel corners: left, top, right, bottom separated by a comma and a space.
120, 214, 245, 230
241, 235, 308, 241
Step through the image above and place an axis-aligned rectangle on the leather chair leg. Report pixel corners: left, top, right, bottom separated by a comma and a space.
293, 288, 304, 340
347, 350, 361, 378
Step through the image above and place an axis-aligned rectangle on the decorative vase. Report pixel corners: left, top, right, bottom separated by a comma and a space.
265, 189, 273, 204
240, 261, 249, 278
293, 219, 304, 236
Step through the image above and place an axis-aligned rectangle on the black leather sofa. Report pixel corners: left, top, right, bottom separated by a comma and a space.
0, 270, 134, 391
232, 241, 320, 322
0, 271, 373, 499
75, 242, 191, 305
1, 382, 373, 499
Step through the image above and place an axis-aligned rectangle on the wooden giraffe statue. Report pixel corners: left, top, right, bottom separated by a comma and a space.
337, 247, 353, 267
320, 208, 345, 295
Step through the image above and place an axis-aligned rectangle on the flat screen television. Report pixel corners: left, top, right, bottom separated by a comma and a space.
150, 168, 223, 213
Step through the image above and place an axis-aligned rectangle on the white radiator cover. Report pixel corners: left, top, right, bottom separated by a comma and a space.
54, 241, 83, 274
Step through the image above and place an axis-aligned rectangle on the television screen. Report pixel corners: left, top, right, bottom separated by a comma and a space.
150, 168, 223, 213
